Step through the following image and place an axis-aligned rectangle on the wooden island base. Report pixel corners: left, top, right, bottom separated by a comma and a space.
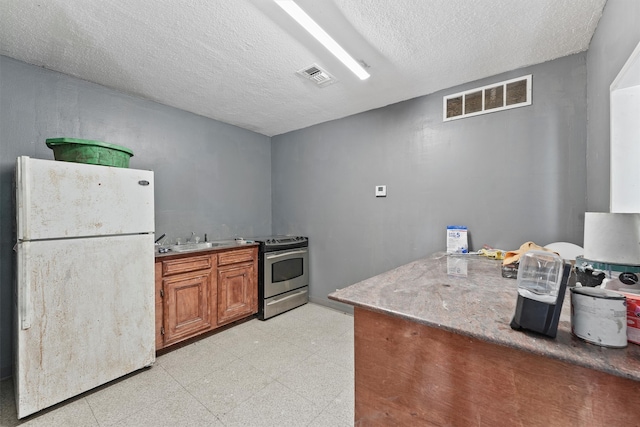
354, 307, 639, 426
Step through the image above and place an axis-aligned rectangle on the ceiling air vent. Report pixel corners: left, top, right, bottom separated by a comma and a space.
297, 64, 337, 87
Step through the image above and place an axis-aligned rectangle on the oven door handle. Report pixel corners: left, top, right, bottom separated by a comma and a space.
266, 289, 308, 306
265, 249, 308, 260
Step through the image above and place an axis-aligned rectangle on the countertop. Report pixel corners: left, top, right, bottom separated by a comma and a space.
154, 241, 259, 259
328, 252, 640, 382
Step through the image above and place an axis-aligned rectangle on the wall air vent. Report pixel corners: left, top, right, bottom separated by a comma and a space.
297, 64, 337, 87
443, 75, 532, 121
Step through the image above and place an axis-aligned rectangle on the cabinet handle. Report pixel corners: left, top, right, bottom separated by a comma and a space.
160, 289, 164, 298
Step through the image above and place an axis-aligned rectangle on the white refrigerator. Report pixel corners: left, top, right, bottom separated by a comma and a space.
14, 156, 156, 419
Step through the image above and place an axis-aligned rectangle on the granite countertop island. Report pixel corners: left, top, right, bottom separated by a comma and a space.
329, 253, 640, 426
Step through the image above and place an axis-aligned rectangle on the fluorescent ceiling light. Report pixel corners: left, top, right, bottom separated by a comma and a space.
275, 0, 370, 80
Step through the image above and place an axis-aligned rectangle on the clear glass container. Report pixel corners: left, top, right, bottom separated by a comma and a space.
516, 250, 564, 304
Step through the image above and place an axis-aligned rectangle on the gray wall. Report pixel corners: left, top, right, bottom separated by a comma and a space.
271, 53, 588, 310
0, 56, 272, 379
1, 0, 636, 381
586, 0, 640, 212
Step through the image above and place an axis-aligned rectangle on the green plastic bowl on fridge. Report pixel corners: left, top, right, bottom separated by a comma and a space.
45, 138, 134, 168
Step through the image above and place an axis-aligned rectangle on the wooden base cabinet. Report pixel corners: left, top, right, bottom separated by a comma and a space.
353, 307, 640, 426
217, 264, 256, 325
163, 270, 213, 346
155, 246, 258, 350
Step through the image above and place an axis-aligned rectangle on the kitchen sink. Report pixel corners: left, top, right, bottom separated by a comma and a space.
168, 242, 219, 252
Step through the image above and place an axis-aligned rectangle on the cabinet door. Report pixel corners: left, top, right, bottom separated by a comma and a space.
217, 261, 256, 326
163, 271, 212, 346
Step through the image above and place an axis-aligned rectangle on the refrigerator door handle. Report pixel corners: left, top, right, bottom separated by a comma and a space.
16, 156, 30, 241
19, 242, 32, 330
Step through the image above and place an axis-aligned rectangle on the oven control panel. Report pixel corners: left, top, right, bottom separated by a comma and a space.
256, 235, 308, 249
265, 236, 305, 244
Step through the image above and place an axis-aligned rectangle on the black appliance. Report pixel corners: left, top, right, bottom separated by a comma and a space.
510, 251, 572, 338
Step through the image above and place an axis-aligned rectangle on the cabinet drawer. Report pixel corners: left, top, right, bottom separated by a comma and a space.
163, 255, 213, 275
218, 248, 256, 266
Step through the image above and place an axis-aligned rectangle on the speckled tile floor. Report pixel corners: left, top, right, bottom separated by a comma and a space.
0, 303, 354, 426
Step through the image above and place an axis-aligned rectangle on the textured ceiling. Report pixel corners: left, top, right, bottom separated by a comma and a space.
0, 0, 606, 136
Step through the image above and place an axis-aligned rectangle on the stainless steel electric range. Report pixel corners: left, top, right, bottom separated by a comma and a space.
250, 235, 309, 320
